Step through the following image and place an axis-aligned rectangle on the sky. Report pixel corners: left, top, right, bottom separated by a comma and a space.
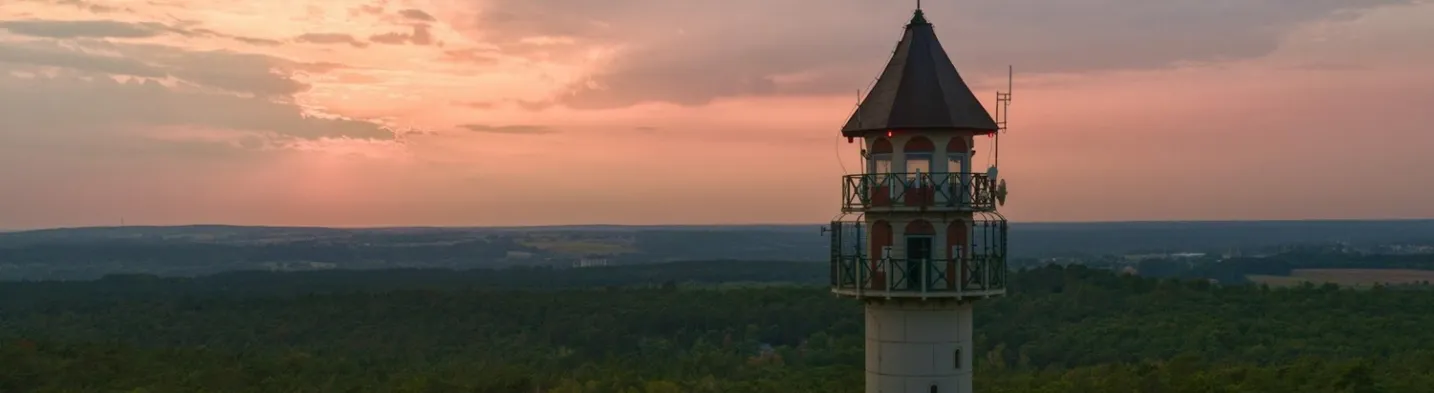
1, 0, 1432, 228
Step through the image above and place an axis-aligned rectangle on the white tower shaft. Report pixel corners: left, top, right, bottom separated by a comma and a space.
865, 301, 974, 393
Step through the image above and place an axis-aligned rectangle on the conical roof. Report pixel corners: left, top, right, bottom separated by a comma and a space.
841, 9, 998, 137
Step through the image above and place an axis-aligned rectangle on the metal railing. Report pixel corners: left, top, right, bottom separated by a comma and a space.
841, 172, 996, 212
830, 256, 1007, 296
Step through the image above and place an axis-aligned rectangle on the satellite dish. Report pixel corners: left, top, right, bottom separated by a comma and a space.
996, 179, 1008, 206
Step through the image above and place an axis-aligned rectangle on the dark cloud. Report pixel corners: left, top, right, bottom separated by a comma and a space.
456, 101, 496, 109
475, 0, 1413, 109
515, 100, 554, 111
162, 50, 311, 97
450, 99, 555, 112
443, 48, 500, 64
295, 33, 368, 48
70, 41, 313, 97
230, 35, 283, 46
0, 18, 284, 46
0, 19, 164, 38
0, 63, 394, 146
398, 9, 437, 22
459, 124, 558, 135
370, 25, 433, 46
173, 25, 284, 46
0, 39, 327, 98
290, 61, 348, 73
45, 0, 125, 14
370, 32, 406, 45
1284, 62, 1369, 71
350, 3, 385, 17
0, 40, 166, 77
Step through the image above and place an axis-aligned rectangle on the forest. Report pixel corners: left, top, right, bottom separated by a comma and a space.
7, 220, 1434, 280
2, 261, 1431, 392
1131, 249, 1434, 284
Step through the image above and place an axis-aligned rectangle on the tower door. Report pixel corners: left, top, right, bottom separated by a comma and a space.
905, 236, 933, 290
907, 236, 933, 260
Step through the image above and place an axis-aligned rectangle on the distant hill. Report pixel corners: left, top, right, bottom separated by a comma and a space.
1009, 220, 1434, 256
2, 220, 1433, 281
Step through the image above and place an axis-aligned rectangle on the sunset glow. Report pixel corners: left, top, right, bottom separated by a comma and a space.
2, 0, 1432, 228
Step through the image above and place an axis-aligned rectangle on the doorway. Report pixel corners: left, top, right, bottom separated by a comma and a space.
906, 236, 933, 290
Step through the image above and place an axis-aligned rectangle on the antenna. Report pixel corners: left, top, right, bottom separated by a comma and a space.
994, 65, 1013, 168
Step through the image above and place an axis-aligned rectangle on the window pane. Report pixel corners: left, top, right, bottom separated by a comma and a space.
906, 154, 932, 188
872, 154, 892, 175
907, 155, 931, 174
948, 157, 964, 173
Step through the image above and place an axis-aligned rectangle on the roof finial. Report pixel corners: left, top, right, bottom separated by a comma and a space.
909, 3, 928, 25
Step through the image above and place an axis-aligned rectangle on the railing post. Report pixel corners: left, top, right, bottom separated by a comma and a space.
887, 173, 898, 204
877, 256, 889, 292
842, 177, 850, 209
920, 259, 928, 295
857, 257, 865, 296
983, 256, 990, 291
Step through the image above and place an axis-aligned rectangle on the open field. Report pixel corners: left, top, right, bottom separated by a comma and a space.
517, 233, 637, 255
1248, 269, 1434, 287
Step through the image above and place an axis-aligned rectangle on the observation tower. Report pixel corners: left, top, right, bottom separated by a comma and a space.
824, 6, 1010, 393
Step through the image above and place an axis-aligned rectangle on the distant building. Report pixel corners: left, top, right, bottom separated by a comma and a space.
573, 258, 610, 268
505, 251, 534, 259
1124, 252, 1206, 260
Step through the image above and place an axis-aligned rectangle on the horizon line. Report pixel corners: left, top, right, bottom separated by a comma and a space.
6, 217, 1434, 233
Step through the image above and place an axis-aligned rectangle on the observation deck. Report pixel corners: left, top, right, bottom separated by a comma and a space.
826, 217, 1008, 300
841, 172, 998, 213
830, 256, 1006, 300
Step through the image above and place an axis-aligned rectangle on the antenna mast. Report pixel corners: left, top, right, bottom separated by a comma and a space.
994, 65, 1013, 168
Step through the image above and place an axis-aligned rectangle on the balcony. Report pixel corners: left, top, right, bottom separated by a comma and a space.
841, 172, 996, 213
825, 217, 1008, 300
829, 256, 1006, 299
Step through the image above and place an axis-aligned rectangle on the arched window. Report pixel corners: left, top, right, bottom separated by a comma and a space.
869, 138, 893, 175
868, 138, 896, 206
869, 220, 893, 291
903, 137, 936, 206
904, 137, 934, 179
870, 220, 894, 258
945, 137, 969, 174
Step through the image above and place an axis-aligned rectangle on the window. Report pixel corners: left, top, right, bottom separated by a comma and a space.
947, 156, 965, 174
871, 154, 895, 198
906, 153, 932, 173
872, 154, 893, 175
906, 153, 932, 187
906, 153, 932, 174
930, 385, 938, 393
954, 348, 962, 369
972, 227, 986, 256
